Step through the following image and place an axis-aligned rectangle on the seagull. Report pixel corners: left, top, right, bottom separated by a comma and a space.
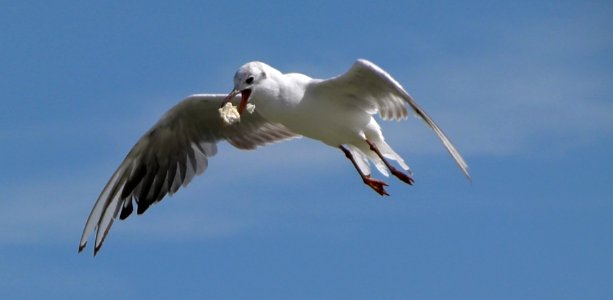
79, 59, 470, 255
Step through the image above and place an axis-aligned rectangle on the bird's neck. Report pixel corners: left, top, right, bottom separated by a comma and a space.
251, 73, 310, 123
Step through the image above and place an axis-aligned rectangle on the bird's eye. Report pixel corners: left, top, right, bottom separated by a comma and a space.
245, 76, 254, 84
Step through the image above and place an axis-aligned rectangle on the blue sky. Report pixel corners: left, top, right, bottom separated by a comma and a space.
1, 0, 611, 299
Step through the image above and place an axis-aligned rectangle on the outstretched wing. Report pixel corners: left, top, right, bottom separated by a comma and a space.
79, 94, 298, 255
310, 59, 470, 179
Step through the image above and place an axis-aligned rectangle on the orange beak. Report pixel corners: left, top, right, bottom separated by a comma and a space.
222, 89, 252, 114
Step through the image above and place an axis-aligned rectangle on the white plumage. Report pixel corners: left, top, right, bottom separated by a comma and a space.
79, 59, 469, 255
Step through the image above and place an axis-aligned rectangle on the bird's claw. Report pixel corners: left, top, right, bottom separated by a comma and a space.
363, 176, 390, 196
391, 169, 414, 185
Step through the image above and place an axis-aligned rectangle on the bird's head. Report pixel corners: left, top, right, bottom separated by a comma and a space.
224, 61, 271, 114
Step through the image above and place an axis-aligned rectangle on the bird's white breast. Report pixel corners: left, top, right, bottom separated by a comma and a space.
253, 76, 373, 146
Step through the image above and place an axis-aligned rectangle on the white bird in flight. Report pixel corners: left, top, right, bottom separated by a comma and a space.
79, 59, 470, 255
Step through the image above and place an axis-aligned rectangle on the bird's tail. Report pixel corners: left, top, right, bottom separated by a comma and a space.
346, 139, 410, 177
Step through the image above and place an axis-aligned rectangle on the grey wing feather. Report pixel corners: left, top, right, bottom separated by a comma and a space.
79, 94, 298, 255
313, 59, 470, 180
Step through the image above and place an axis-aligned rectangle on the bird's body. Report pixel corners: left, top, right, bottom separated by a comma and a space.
79, 59, 470, 255
253, 71, 367, 146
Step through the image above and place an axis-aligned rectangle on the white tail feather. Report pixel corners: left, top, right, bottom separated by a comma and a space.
346, 145, 373, 176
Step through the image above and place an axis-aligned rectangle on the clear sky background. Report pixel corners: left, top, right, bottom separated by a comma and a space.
1, 1, 611, 299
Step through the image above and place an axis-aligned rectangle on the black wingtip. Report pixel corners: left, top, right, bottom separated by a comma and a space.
119, 199, 134, 220
136, 201, 151, 215
78, 242, 86, 253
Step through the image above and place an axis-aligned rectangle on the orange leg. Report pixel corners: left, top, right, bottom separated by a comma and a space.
365, 140, 414, 185
340, 145, 389, 196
